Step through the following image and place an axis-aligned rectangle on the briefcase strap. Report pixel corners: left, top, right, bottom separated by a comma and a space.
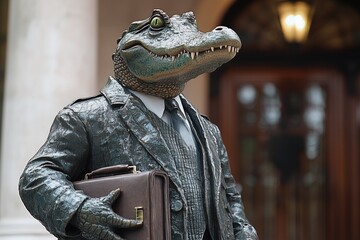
85, 165, 137, 180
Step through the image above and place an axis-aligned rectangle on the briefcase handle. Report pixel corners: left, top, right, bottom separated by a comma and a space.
85, 164, 137, 180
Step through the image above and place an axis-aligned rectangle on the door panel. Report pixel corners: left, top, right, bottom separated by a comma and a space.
217, 68, 346, 240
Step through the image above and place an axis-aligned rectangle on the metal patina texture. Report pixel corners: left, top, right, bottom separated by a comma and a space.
113, 9, 241, 98
19, 9, 258, 240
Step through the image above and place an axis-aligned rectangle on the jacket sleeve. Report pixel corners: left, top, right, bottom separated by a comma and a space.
18, 107, 90, 239
215, 126, 259, 240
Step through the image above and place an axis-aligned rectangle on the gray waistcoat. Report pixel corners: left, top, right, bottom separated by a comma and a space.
152, 113, 207, 240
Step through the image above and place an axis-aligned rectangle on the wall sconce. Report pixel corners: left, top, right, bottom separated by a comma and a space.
277, 0, 314, 43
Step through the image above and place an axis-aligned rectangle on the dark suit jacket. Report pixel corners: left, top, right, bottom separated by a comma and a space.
19, 77, 257, 240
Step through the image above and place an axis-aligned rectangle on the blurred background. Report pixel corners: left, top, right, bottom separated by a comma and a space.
0, 0, 359, 239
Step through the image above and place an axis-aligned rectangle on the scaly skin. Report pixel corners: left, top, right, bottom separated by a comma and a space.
113, 9, 241, 98
72, 189, 142, 240
72, 9, 242, 239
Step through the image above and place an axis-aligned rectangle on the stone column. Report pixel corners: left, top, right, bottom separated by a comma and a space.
0, 0, 98, 239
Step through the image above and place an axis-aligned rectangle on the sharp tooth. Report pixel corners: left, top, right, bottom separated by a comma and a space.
220, 46, 222, 49
228, 46, 231, 52
232, 47, 235, 52
196, 52, 199, 57
191, 52, 195, 60
172, 56, 175, 61
211, 47, 214, 52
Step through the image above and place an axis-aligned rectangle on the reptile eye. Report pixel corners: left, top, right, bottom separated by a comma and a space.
150, 16, 165, 30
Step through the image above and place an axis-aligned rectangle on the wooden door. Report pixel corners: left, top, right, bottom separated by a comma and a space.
216, 67, 347, 240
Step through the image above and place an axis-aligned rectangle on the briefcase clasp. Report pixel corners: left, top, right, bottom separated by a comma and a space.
135, 206, 144, 222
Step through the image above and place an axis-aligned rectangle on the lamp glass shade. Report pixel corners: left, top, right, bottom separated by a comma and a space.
278, 1, 312, 43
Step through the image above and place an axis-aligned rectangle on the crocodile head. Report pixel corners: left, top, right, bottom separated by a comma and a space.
113, 9, 241, 98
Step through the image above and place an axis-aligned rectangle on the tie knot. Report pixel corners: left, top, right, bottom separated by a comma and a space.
165, 99, 180, 112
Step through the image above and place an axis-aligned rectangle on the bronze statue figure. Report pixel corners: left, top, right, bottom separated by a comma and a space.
19, 9, 258, 240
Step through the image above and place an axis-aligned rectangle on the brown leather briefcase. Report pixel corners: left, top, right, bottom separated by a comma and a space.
73, 165, 171, 240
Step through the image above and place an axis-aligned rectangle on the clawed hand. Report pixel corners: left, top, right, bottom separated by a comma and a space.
72, 189, 143, 240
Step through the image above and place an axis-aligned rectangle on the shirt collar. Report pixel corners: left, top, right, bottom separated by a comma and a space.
129, 90, 186, 118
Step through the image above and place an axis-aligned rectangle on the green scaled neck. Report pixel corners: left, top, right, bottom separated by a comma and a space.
113, 53, 185, 98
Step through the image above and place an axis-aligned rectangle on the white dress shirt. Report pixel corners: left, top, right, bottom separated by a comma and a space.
130, 90, 195, 147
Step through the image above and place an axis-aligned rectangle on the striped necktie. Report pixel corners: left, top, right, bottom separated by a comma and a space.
164, 99, 195, 147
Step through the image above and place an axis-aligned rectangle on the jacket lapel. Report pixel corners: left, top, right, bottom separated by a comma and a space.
181, 96, 223, 238
100, 77, 183, 190
180, 96, 222, 194
181, 96, 221, 204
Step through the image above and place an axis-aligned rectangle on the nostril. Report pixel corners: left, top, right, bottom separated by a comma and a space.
215, 27, 223, 31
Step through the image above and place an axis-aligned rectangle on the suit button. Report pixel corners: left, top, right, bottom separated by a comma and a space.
171, 200, 183, 212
